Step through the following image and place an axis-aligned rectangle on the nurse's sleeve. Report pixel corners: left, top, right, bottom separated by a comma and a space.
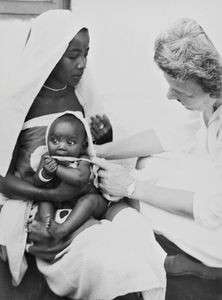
154, 115, 198, 152
154, 123, 186, 151
193, 174, 222, 229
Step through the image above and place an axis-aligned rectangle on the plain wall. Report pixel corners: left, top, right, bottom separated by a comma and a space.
71, 0, 222, 134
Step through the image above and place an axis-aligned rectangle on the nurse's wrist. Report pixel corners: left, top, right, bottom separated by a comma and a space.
124, 176, 137, 199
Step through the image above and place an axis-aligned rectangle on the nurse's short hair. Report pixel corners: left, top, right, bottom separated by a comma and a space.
154, 18, 222, 98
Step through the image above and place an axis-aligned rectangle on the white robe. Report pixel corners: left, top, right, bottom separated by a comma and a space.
0, 9, 166, 300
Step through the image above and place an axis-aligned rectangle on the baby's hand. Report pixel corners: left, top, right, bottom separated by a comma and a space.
43, 156, 58, 176
90, 114, 113, 145
57, 160, 70, 167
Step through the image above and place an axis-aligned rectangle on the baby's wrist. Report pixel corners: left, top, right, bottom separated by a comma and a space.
39, 169, 53, 182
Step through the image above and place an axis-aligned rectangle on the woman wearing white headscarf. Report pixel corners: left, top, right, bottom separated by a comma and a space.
0, 10, 166, 300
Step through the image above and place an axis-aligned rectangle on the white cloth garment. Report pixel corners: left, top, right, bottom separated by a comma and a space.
138, 106, 222, 267
0, 10, 166, 299
155, 105, 222, 162
0, 10, 103, 286
0, 110, 96, 287
37, 207, 166, 300
0, 199, 32, 285
0, 10, 103, 178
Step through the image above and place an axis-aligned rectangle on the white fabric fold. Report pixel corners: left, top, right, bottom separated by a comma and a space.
0, 9, 166, 298
0, 9, 103, 285
0, 197, 32, 285
37, 207, 166, 300
44, 110, 95, 157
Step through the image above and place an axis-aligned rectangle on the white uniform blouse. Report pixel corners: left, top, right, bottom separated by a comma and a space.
137, 105, 222, 267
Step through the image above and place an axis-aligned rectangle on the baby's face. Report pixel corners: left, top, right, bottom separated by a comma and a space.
47, 120, 86, 157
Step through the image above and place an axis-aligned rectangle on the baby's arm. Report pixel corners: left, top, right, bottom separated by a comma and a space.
1, 143, 86, 205
33, 155, 58, 187
56, 158, 91, 186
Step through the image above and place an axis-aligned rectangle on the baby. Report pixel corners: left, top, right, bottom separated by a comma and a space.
33, 112, 107, 239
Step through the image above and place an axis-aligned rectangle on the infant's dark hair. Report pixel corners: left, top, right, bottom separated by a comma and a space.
79, 27, 88, 33
56, 113, 86, 136
57, 113, 82, 124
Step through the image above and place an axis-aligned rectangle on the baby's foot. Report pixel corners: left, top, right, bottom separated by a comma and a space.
47, 218, 67, 240
28, 219, 52, 239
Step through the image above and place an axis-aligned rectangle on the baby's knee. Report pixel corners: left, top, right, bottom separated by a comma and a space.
80, 193, 102, 207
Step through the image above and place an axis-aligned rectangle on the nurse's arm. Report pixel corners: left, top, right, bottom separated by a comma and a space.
93, 157, 194, 218
133, 181, 194, 217
95, 129, 164, 159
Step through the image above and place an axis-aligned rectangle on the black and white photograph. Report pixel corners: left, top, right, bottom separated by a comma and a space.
0, 1, 221, 299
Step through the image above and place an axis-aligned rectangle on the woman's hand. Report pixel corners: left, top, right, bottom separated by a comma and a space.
90, 114, 113, 145
0, 172, 88, 204
92, 157, 134, 199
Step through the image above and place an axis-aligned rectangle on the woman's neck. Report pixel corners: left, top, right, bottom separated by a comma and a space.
203, 97, 222, 125
213, 97, 222, 111
44, 77, 67, 90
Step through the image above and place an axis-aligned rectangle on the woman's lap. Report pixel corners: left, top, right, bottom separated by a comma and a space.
37, 204, 166, 300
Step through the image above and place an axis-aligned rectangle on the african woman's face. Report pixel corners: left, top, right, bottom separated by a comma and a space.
50, 29, 89, 87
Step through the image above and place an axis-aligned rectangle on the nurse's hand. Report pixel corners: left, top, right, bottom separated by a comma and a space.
92, 157, 134, 199
90, 114, 113, 145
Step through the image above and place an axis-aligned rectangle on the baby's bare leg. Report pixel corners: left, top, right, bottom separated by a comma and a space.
48, 193, 107, 239
38, 201, 55, 222
29, 202, 55, 239
105, 200, 131, 221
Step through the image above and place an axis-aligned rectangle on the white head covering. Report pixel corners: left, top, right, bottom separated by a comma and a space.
45, 110, 95, 158
0, 9, 103, 176
29, 110, 95, 172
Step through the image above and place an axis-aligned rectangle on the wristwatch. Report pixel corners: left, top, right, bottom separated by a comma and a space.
126, 180, 137, 199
